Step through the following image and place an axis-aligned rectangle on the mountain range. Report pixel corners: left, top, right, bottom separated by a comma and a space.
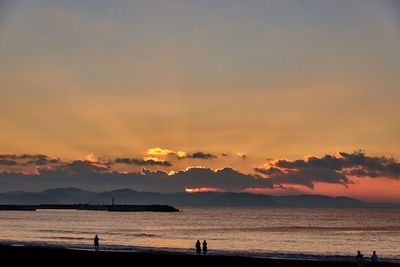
0, 188, 398, 208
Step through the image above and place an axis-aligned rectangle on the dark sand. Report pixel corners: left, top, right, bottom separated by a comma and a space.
0, 245, 398, 267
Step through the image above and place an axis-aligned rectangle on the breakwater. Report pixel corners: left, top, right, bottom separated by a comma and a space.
0, 204, 179, 212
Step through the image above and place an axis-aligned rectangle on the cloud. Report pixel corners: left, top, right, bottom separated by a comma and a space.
115, 157, 172, 167
0, 154, 48, 159
38, 160, 108, 175
273, 154, 343, 170
0, 154, 60, 166
254, 167, 283, 176
1, 150, 399, 193
27, 156, 60, 166
85, 153, 97, 162
146, 148, 217, 160
187, 152, 217, 159
0, 159, 18, 165
236, 152, 247, 160
338, 151, 400, 178
171, 167, 272, 190
269, 168, 350, 189
255, 150, 400, 189
0, 166, 273, 193
146, 148, 186, 158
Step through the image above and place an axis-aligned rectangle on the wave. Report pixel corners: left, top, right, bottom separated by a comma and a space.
34, 229, 159, 238
176, 225, 400, 233
38, 236, 86, 240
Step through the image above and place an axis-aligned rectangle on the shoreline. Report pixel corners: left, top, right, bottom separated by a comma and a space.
1, 244, 399, 267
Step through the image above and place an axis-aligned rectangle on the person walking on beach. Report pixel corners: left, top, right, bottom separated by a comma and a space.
202, 240, 207, 255
94, 235, 99, 251
195, 240, 201, 255
371, 251, 378, 264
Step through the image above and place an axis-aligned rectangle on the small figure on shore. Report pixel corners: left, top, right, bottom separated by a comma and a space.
356, 251, 364, 267
371, 251, 378, 264
195, 240, 201, 255
94, 235, 99, 251
202, 240, 207, 255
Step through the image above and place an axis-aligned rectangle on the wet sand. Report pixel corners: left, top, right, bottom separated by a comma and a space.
0, 244, 398, 267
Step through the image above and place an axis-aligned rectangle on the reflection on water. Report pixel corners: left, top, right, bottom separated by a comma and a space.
0, 207, 399, 261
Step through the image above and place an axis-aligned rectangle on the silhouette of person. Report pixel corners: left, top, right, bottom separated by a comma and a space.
202, 240, 207, 255
371, 251, 378, 264
356, 251, 364, 267
94, 235, 99, 251
195, 240, 201, 255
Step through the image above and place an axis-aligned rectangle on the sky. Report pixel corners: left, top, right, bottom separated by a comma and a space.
0, 0, 399, 203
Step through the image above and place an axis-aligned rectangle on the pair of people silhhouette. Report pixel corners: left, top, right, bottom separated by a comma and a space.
356, 250, 378, 266
195, 240, 207, 255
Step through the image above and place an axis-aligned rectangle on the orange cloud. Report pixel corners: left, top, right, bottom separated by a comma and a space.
236, 152, 247, 160
85, 153, 97, 162
146, 147, 186, 158
185, 187, 224, 193
146, 148, 174, 155
143, 156, 165, 162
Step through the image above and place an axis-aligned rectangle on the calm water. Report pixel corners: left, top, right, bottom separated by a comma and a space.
0, 207, 399, 262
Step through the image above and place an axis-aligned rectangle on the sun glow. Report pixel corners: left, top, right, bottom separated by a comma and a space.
146, 148, 174, 155
185, 187, 224, 193
236, 152, 247, 160
143, 156, 164, 162
85, 153, 97, 162
176, 151, 187, 158
146, 148, 186, 158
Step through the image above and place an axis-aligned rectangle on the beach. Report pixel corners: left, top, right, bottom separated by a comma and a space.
1, 244, 398, 267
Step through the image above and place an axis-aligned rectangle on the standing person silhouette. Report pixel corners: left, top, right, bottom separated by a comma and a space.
356, 251, 364, 267
94, 235, 99, 251
195, 240, 201, 255
202, 240, 207, 255
371, 251, 378, 264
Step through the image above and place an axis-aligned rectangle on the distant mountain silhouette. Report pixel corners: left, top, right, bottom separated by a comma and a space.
0, 188, 398, 208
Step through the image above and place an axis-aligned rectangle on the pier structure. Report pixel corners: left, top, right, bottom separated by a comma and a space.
0, 204, 179, 212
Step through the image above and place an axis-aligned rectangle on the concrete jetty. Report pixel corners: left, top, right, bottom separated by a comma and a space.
0, 204, 179, 212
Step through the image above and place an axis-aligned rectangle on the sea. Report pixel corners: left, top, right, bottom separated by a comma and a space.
0, 207, 399, 262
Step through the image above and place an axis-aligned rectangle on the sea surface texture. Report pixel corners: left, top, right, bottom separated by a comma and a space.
0, 207, 399, 262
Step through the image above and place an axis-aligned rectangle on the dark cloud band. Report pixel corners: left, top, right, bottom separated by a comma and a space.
115, 158, 172, 167
254, 151, 400, 188
187, 152, 217, 159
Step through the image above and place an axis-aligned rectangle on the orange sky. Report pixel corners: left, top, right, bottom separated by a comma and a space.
0, 1, 399, 202
244, 178, 400, 204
